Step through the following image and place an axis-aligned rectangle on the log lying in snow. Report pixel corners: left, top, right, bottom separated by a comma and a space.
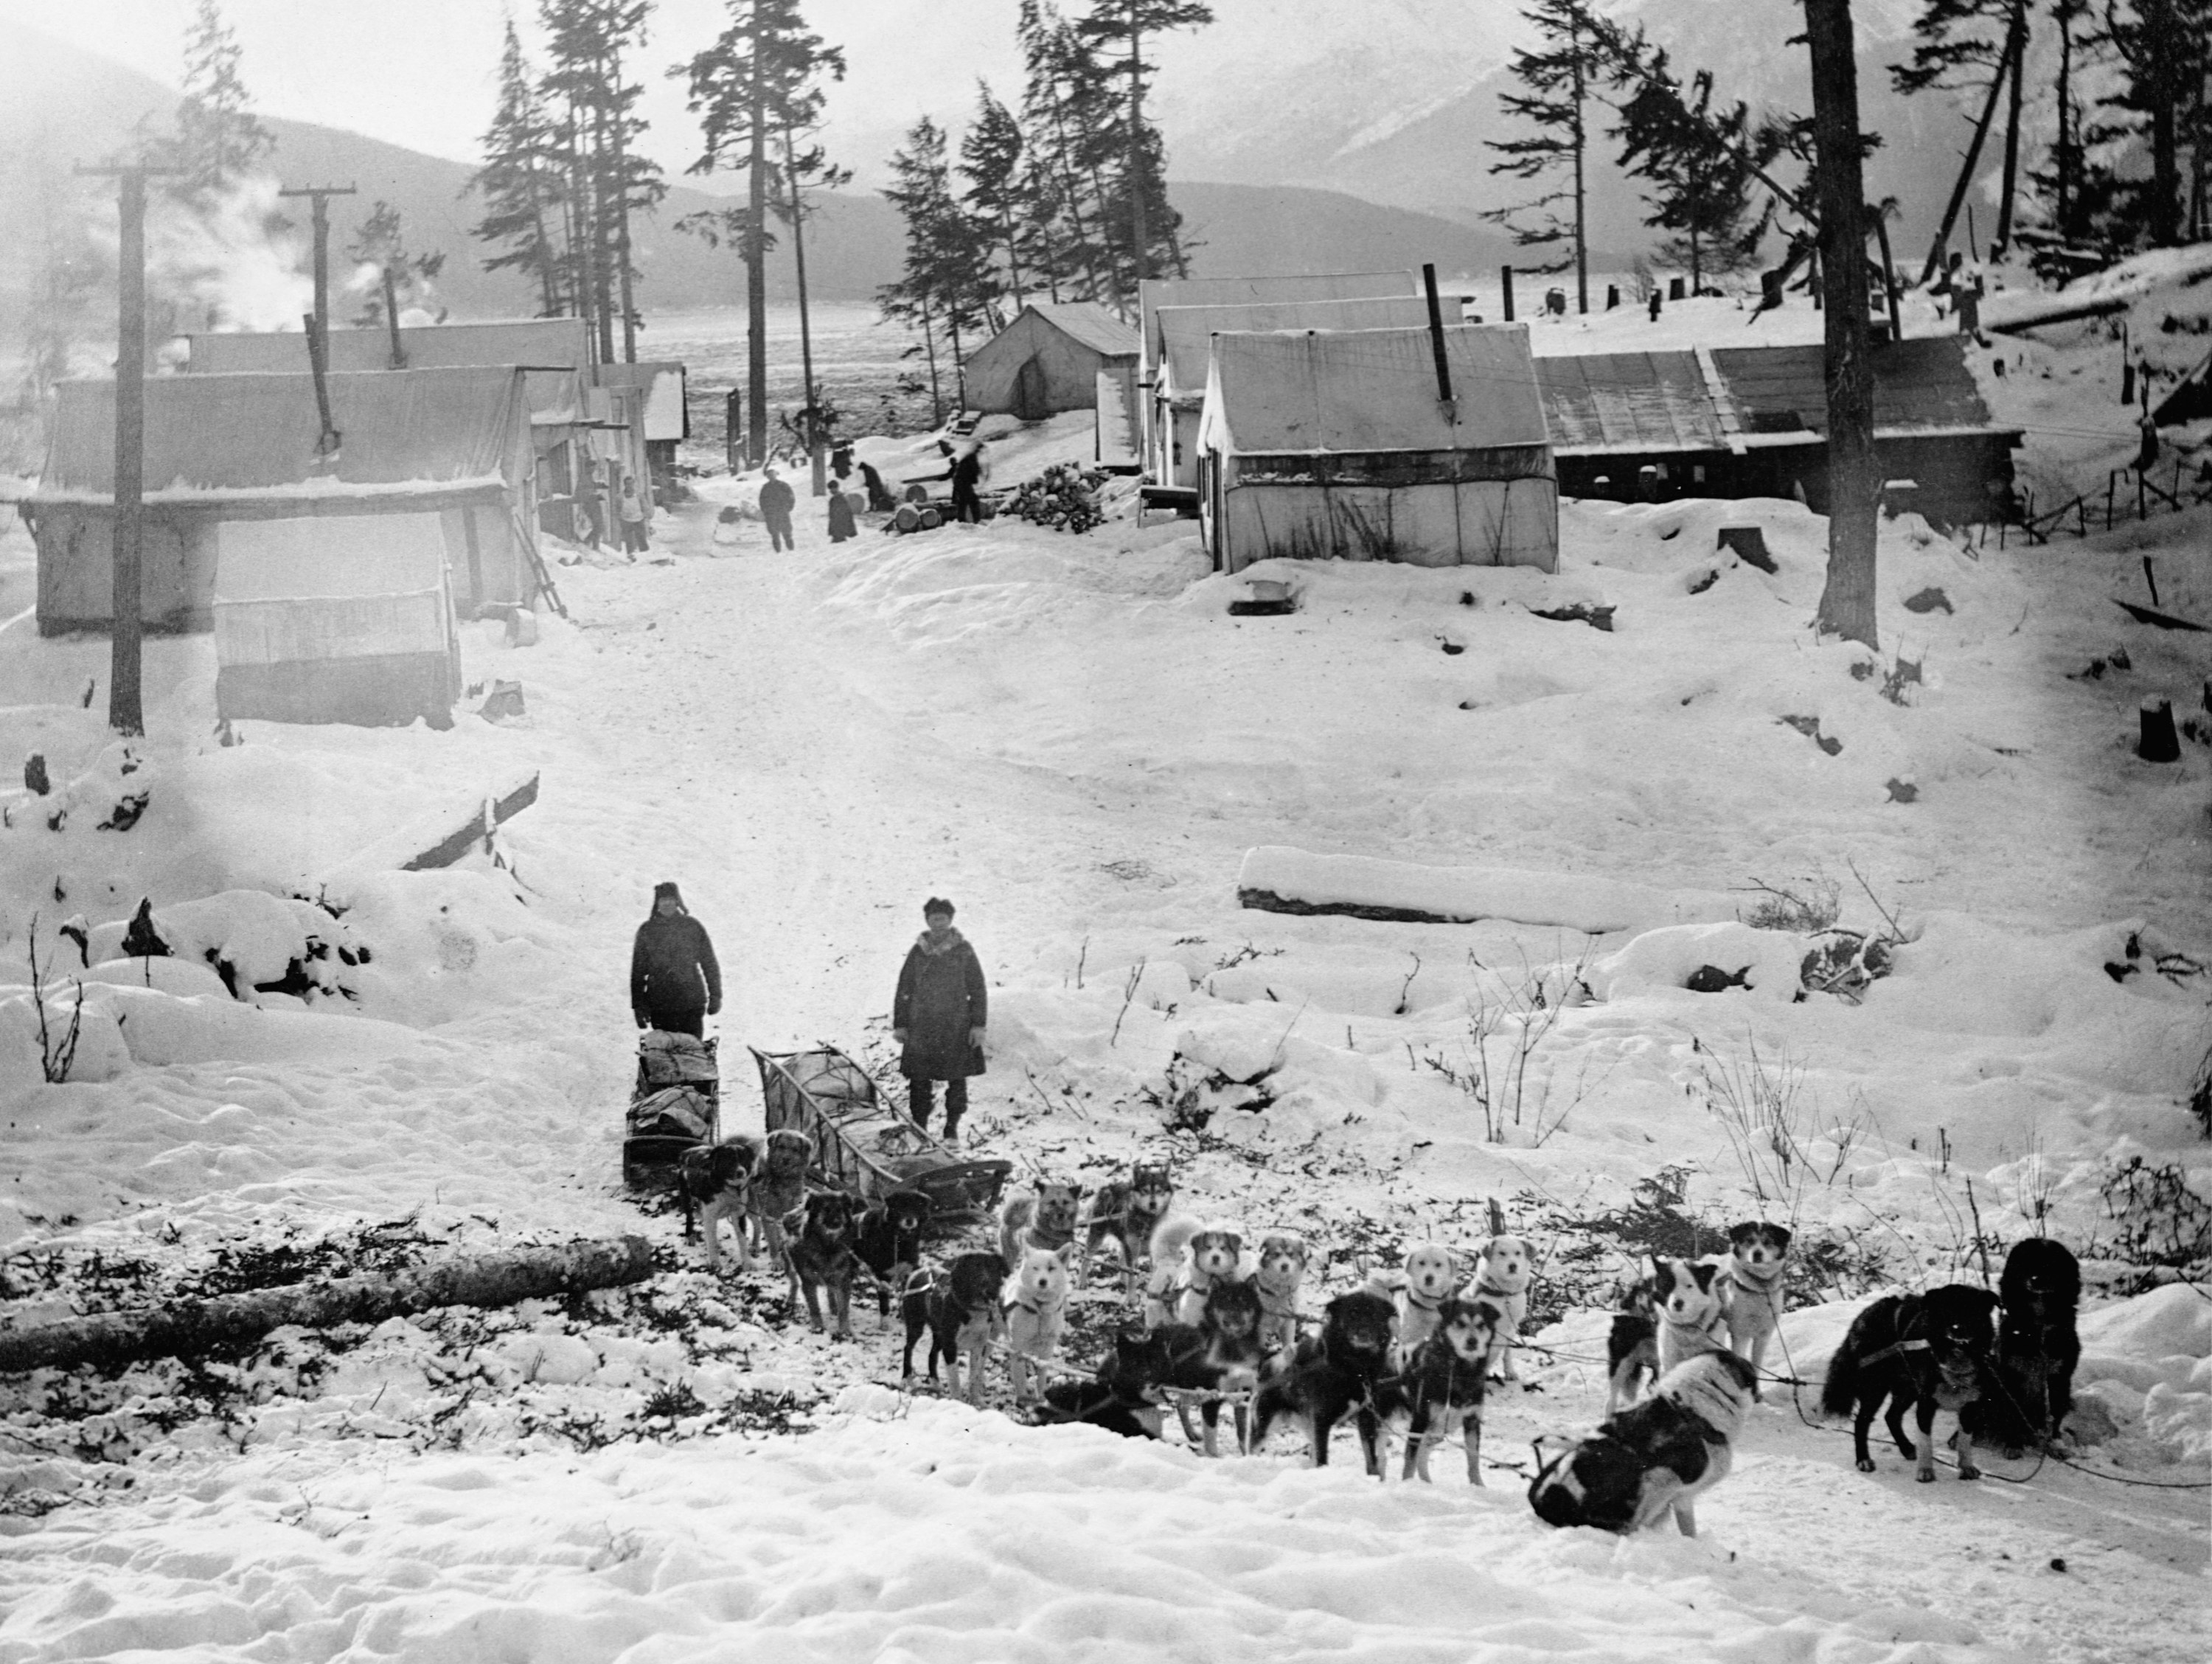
1235, 846, 1739, 935
0, 1234, 653, 1375
321, 768, 542, 886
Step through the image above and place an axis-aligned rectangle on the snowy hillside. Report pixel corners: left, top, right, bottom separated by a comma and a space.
1, 275, 2209, 1655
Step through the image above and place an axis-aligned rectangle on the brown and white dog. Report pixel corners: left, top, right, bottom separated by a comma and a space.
746, 1128, 815, 1295
1001, 1242, 1079, 1402
1722, 1222, 1792, 1400
1464, 1234, 1534, 1381
1396, 1242, 1460, 1362
678, 1135, 762, 1274
999, 1180, 1085, 1273
1652, 1257, 1731, 1375
1147, 1218, 1246, 1328
1605, 1270, 1662, 1413
1080, 1161, 1177, 1287
1394, 1293, 1507, 1484
1253, 1231, 1310, 1356
783, 1188, 865, 1338
903, 1251, 1009, 1404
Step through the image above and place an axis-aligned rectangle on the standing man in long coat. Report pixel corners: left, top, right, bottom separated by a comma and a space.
892, 897, 987, 1143
630, 882, 723, 1037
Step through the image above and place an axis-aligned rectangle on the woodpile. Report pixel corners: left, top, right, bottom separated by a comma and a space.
1009, 463, 1110, 534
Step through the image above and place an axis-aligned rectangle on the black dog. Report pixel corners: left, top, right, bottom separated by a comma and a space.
854, 1188, 932, 1319
902, 1250, 1009, 1404
1034, 1329, 1169, 1439
1391, 1295, 1504, 1483
783, 1190, 864, 1339
1144, 1279, 1268, 1456
1606, 1274, 1660, 1413
1822, 1284, 2001, 1482
1982, 1238, 2082, 1454
1251, 1288, 1399, 1475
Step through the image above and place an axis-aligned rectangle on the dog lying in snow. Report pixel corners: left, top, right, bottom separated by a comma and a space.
1528, 1349, 1759, 1536
1722, 1222, 1792, 1399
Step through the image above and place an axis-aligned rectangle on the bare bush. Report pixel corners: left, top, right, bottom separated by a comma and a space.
1416, 946, 1597, 1143
1697, 1035, 1870, 1212
25, 916, 85, 1085
1739, 876, 1840, 933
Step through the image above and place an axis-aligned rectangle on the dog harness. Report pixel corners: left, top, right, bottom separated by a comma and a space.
1729, 1264, 1784, 1303
1471, 1274, 1526, 1322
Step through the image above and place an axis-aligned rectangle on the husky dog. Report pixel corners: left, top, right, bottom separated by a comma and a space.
784, 1189, 864, 1339
1001, 1242, 1079, 1402
747, 1129, 815, 1295
1984, 1238, 2083, 1455
1723, 1222, 1793, 1400
902, 1251, 1009, 1403
1081, 1161, 1177, 1285
1394, 1295, 1507, 1484
1396, 1243, 1459, 1361
1251, 1288, 1400, 1475
1253, 1232, 1310, 1356
1822, 1284, 2000, 1482
853, 1188, 932, 1320
1652, 1258, 1730, 1375
1606, 1272, 1662, 1414
998, 1180, 1086, 1271
1144, 1216, 1247, 1328
1465, 1234, 1534, 1381
1529, 1349, 1760, 1536
678, 1135, 762, 1273
1147, 1279, 1268, 1456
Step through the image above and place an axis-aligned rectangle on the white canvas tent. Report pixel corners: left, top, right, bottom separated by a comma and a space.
1138, 271, 1419, 391
1150, 296, 1443, 488
1197, 324, 1558, 574
964, 303, 1139, 420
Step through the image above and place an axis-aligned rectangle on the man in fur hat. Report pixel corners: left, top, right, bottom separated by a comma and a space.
892, 897, 987, 1142
630, 882, 723, 1037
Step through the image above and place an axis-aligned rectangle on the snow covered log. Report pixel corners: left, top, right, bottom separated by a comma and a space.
1235, 846, 1739, 935
322, 768, 541, 884
0, 1234, 653, 1375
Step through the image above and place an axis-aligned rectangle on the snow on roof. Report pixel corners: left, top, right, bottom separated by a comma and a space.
1155, 296, 1437, 395
1141, 270, 1419, 369
1023, 302, 1140, 361
36, 366, 528, 504
1534, 351, 1731, 453
1200, 324, 1548, 456
186, 318, 593, 375
1708, 338, 2010, 439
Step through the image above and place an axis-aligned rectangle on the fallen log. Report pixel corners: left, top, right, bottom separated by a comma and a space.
0, 1233, 653, 1375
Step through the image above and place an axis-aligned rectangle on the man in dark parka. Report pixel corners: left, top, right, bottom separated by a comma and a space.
759, 465, 797, 552
630, 882, 723, 1037
892, 897, 987, 1141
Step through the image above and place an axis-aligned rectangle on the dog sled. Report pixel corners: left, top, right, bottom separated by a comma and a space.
622, 1029, 722, 1185
751, 1045, 1012, 1221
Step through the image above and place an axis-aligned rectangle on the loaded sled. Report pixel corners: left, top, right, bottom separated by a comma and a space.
751, 1045, 1012, 1221
623, 1028, 721, 1186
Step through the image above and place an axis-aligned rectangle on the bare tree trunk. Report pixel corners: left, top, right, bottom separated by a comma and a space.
1994, 1, 2028, 252
745, 49, 769, 468
1807, 0, 1879, 652
920, 297, 944, 427
610, 49, 639, 363
1572, 29, 1589, 315
1919, 43, 2014, 285
0, 1237, 654, 1374
1127, 4, 1147, 286
784, 126, 824, 496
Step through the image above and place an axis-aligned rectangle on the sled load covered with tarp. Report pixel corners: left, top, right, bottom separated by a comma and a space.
623, 1029, 721, 1184
751, 1045, 1011, 1219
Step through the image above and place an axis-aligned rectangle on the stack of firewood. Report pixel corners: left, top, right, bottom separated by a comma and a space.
1008, 463, 1109, 534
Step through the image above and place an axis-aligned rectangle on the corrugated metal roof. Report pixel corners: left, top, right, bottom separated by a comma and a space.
1708, 337, 2002, 436
1534, 352, 1729, 452
1155, 296, 1438, 394
1202, 325, 1548, 455
1025, 302, 1140, 359
38, 367, 526, 501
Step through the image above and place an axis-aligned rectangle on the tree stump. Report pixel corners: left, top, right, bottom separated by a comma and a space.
1717, 526, 1777, 573
2138, 696, 2180, 763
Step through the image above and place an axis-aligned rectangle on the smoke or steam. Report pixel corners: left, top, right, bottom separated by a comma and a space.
147, 175, 313, 335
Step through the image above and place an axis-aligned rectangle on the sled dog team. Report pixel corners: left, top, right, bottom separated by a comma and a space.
677, 1144, 2083, 1536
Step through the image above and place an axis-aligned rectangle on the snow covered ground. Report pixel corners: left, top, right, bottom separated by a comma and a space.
1, 276, 2208, 1660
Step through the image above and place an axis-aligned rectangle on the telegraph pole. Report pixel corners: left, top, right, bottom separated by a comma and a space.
277, 183, 357, 365
78, 160, 179, 738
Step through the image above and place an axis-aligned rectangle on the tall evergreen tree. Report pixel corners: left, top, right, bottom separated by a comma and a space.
542, 1, 664, 363
1016, 2, 1114, 303
960, 83, 1029, 320
1613, 52, 1776, 290
469, 20, 571, 318
1486, 0, 1601, 313
677, 0, 845, 467
2094, 0, 2211, 248
1890, 1, 2033, 251
170, 0, 273, 201
879, 116, 995, 421
1072, 1, 1211, 293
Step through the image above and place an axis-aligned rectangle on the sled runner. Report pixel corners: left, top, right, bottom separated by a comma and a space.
751, 1045, 1012, 1221
622, 1029, 721, 1186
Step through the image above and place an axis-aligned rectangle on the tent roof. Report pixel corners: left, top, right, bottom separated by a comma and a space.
1708, 337, 2006, 439
1534, 352, 1730, 452
36, 366, 527, 504
1155, 296, 1438, 394
1201, 324, 1548, 456
187, 318, 592, 375
1022, 302, 1139, 359
1141, 270, 1419, 368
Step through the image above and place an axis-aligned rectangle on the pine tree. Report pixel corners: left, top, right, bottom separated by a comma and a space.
1613, 52, 1776, 291
1486, 0, 1601, 313
469, 21, 571, 317
1890, 1, 2032, 251
1018, 2, 1115, 303
678, 0, 845, 465
2094, 0, 2211, 248
1072, 1, 1211, 293
347, 201, 447, 328
542, 1, 665, 363
879, 116, 995, 420
170, 0, 273, 202
959, 83, 1029, 321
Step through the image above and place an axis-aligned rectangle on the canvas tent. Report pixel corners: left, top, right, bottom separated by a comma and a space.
964, 303, 1139, 420
29, 366, 546, 664
1197, 324, 1558, 574
1150, 296, 1442, 489
1138, 271, 1419, 387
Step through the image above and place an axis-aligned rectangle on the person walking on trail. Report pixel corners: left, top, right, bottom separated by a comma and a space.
630, 882, 723, 1038
617, 473, 650, 557
949, 440, 987, 524
893, 897, 987, 1143
827, 486, 857, 544
759, 464, 796, 552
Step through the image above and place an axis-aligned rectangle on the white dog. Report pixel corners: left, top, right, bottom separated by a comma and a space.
1464, 1234, 1533, 1381
1001, 1242, 1077, 1402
